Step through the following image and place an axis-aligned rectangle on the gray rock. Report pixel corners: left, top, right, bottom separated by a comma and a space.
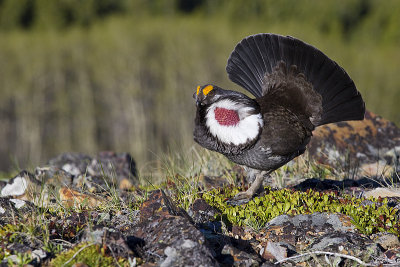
371, 232, 400, 250
265, 212, 356, 239
187, 198, 219, 224
133, 190, 218, 266
0, 197, 35, 225
47, 152, 138, 191
35, 166, 73, 187
31, 249, 47, 262
80, 226, 135, 259
305, 232, 383, 265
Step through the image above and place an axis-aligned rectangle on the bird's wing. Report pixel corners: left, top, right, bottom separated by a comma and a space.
226, 33, 365, 125
259, 105, 311, 156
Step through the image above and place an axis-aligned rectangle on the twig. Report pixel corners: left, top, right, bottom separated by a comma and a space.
107, 244, 122, 267
62, 243, 94, 267
274, 250, 372, 266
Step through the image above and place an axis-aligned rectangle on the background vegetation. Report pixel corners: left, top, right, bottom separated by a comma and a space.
0, 0, 399, 173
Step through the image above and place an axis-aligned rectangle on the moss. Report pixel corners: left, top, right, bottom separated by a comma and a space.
200, 186, 400, 236
0, 224, 24, 244
50, 242, 128, 267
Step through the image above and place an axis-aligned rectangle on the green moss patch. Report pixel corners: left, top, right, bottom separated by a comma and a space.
200, 186, 399, 236
50, 242, 128, 267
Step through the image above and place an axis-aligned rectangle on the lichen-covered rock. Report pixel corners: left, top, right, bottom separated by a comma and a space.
258, 213, 357, 258
133, 190, 218, 266
81, 226, 137, 260
255, 213, 390, 265
370, 232, 400, 250
307, 110, 400, 177
47, 152, 138, 191
59, 187, 104, 208
304, 232, 382, 265
35, 166, 73, 187
187, 198, 219, 224
220, 243, 262, 266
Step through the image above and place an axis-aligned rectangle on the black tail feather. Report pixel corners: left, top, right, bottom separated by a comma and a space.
226, 33, 365, 126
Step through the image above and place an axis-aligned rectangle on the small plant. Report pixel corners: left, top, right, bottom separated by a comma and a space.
200, 186, 400, 236
50, 242, 128, 267
0, 224, 24, 244
7, 252, 32, 267
43, 241, 63, 255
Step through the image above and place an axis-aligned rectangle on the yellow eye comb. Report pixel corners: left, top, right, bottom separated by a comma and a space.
196, 86, 200, 95
203, 85, 213, 95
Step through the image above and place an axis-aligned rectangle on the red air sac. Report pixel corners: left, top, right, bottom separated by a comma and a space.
214, 107, 240, 126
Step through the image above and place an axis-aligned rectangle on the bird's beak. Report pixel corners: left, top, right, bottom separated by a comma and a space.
193, 92, 200, 106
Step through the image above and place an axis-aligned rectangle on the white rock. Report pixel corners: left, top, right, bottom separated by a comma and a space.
181, 239, 196, 249
62, 163, 81, 176
1, 177, 28, 197
160, 246, 178, 267
0, 206, 5, 214
10, 199, 26, 209
31, 249, 47, 261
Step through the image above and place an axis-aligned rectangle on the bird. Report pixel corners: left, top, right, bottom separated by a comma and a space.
193, 33, 365, 204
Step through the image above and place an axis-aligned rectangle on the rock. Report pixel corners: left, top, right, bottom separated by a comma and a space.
364, 187, 400, 198
88, 151, 138, 190
309, 110, 400, 163
48, 212, 91, 242
59, 187, 104, 208
261, 242, 288, 262
48, 152, 138, 191
255, 213, 390, 265
48, 153, 93, 176
220, 244, 261, 266
307, 110, 400, 177
371, 232, 400, 250
81, 226, 136, 259
305, 232, 382, 265
35, 166, 73, 187
110, 209, 140, 232
0, 197, 35, 225
259, 213, 356, 255
133, 189, 218, 266
360, 161, 394, 177
31, 249, 47, 263
0, 171, 45, 203
138, 189, 192, 223
187, 198, 219, 224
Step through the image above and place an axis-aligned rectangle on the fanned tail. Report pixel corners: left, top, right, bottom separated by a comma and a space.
226, 33, 365, 126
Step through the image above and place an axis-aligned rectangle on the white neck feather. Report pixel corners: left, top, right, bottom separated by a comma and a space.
205, 99, 263, 146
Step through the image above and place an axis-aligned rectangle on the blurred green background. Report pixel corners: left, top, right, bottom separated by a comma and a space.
0, 0, 399, 173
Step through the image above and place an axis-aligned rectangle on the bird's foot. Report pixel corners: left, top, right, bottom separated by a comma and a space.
227, 191, 254, 206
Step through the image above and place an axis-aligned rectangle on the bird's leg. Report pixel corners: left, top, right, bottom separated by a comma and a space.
228, 169, 269, 205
